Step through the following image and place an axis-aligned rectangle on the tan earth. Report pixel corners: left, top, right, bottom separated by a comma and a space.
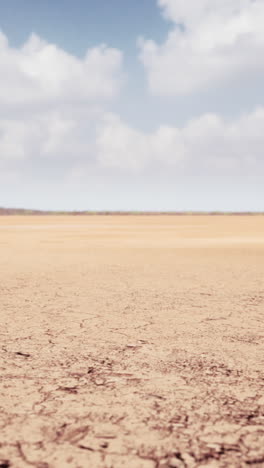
0, 215, 264, 468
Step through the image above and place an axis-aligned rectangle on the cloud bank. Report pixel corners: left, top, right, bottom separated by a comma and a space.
140, 0, 264, 95
96, 108, 264, 173
0, 8, 263, 195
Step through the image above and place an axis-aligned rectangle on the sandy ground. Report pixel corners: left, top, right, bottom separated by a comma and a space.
0, 215, 264, 468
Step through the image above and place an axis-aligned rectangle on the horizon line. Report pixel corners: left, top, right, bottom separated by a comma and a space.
0, 208, 263, 216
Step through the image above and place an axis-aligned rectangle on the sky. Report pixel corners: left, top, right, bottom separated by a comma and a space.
0, 0, 264, 211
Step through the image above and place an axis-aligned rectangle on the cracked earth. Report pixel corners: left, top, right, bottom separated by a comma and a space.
0, 215, 264, 468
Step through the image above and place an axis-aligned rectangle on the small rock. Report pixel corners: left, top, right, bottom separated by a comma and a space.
168, 457, 184, 468
206, 443, 221, 451
94, 378, 105, 386
159, 460, 168, 467
100, 442, 108, 448
181, 453, 195, 466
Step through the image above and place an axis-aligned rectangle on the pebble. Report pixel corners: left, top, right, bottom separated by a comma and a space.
168, 457, 185, 468
94, 378, 105, 386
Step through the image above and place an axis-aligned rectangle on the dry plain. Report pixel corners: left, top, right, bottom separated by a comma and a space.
0, 215, 264, 468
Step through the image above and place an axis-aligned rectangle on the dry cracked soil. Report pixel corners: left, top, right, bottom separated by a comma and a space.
0, 215, 264, 468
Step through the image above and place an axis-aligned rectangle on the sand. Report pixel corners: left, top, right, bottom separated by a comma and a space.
0, 215, 264, 468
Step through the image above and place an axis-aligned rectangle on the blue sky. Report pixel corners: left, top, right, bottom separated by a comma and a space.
1, 0, 167, 54
0, 0, 264, 211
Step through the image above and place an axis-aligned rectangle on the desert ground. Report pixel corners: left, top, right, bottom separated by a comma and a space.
0, 215, 264, 468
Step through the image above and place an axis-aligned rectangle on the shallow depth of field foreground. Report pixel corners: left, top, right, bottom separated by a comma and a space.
1, 216, 264, 468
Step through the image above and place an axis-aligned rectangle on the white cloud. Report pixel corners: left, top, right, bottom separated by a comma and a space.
96, 107, 264, 173
0, 30, 123, 107
0, 29, 263, 183
0, 109, 102, 168
96, 114, 186, 170
96, 114, 152, 170
1, 100, 263, 175
140, 0, 264, 95
0, 30, 123, 171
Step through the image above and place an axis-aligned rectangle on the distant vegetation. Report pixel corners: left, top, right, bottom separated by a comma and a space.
0, 207, 263, 216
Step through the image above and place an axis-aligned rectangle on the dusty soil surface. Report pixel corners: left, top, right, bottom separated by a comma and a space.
0, 216, 264, 468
